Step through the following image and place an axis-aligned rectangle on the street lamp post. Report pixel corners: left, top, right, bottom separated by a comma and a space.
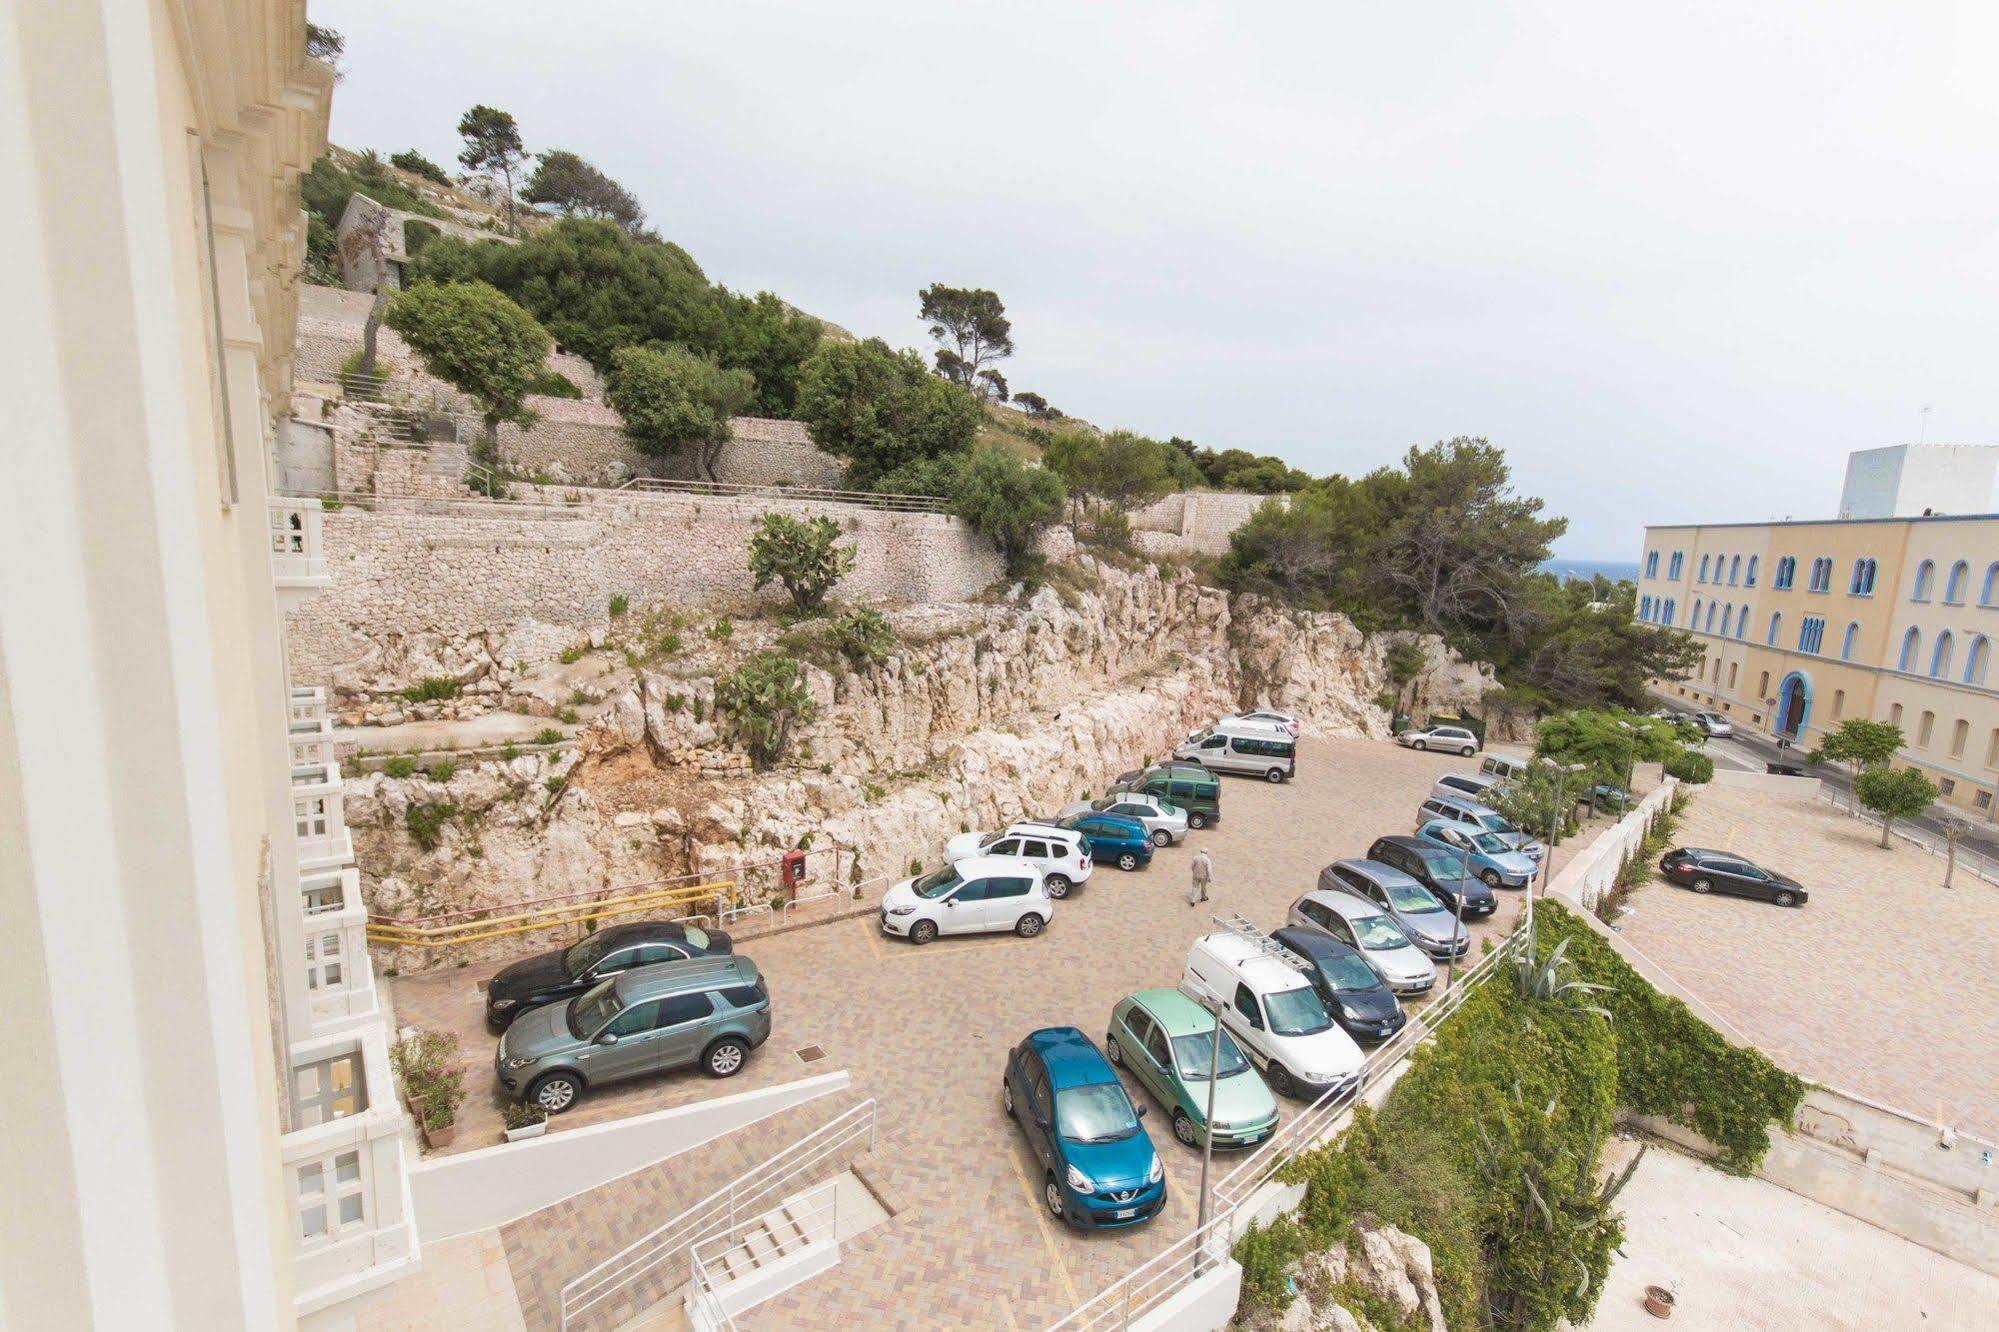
1194, 993, 1223, 1274
1444, 839, 1469, 995
1533, 759, 1588, 941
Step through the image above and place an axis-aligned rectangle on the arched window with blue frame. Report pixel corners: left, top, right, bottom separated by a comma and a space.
1840, 622, 1859, 660
1913, 559, 1936, 601
1698, 554, 1711, 582
1729, 555, 1741, 585
1691, 597, 1703, 631
1965, 636, 1991, 687
1849, 558, 1877, 595
1736, 607, 1749, 639
1899, 626, 1922, 672
1982, 563, 1999, 607
1745, 555, 1759, 586
1946, 560, 1970, 604
1639, 594, 1652, 621
1767, 611, 1782, 645
1663, 598, 1676, 625
1704, 601, 1718, 633
1931, 630, 1956, 679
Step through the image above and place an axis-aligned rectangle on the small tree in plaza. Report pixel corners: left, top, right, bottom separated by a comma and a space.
1935, 810, 1977, 889
748, 512, 856, 613
1853, 764, 1939, 849
383, 280, 551, 450
716, 653, 816, 770
1810, 718, 1905, 786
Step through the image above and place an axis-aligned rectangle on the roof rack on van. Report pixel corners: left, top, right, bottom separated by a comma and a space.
1211, 911, 1310, 973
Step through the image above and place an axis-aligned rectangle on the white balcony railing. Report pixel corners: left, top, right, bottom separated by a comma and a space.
282, 1026, 417, 1316
292, 761, 353, 873
289, 712, 337, 773
290, 685, 328, 725
300, 867, 376, 1032
269, 498, 331, 595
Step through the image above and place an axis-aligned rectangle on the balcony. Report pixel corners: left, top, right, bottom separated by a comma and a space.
269, 498, 331, 602
290, 685, 328, 725
289, 711, 337, 772
282, 1027, 418, 1316
300, 867, 376, 1033
292, 760, 353, 874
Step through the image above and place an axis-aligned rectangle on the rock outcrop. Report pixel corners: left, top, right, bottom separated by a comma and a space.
1252, 1219, 1448, 1332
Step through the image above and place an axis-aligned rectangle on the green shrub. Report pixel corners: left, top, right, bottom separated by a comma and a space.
558, 645, 585, 665
400, 676, 462, 704
825, 607, 896, 668
404, 801, 457, 850
568, 688, 589, 706
556, 707, 579, 724
1662, 749, 1715, 784
425, 761, 456, 782
499, 744, 520, 762
544, 775, 567, 796
534, 728, 563, 745
608, 593, 629, 618
663, 694, 685, 714
1234, 1217, 1305, 1311
654, 632, 684, 657
381, 756, 417, 779
714, 653, 816, 769
706, 618, 734, 644
747, 512, 857, 612
528, 366, 583, 399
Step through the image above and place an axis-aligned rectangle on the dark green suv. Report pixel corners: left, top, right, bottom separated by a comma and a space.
1113, 763, 1221, 828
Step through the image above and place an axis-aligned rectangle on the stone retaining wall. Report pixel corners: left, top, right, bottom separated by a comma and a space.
1131, 489, 1275, 556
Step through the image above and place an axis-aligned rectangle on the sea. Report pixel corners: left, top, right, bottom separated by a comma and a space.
1541, 558, 1640, 585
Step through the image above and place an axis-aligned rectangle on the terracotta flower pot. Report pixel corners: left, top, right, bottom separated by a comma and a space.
1643, 1285, 1676, 1319
421, 1120, 457, 1150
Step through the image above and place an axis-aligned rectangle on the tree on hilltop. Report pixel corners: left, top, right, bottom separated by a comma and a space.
919, 284, 1013, 398
795, 338, 981, 488
384, 280, 550, 451
456, 105, 528, 235
524, 150, 647, 237
390, 149, 450, 185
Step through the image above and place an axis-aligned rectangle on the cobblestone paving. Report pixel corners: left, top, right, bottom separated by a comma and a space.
1614, 783, 1999, 1140
449, 737, 1566, 1329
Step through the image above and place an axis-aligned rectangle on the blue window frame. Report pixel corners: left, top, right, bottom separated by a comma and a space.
1728, 555, 1741, 585
1798, 616, 1825, 654
1849, 558, 1876, 596
1966, 636, 1991, 686
1766, 611, 1782, 646
1898, 627, 1921, 672
1773, 557, 1796, 590
1668, 551, 1684, 581
1745, 555, 1758, 587
1645, 550, 1659, 579
1840, 622, 1859, 660
1946, 560, 1969, 605
1698, 554, 1711, 582
1913, 559, 1935, 601
1982, 563, 1999, 607
1931, 631, 1956, 679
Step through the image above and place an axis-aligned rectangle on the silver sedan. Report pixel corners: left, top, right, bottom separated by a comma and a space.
1055, 793, 1189, 847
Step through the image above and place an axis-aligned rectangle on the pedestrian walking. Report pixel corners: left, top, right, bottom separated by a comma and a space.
1187, 847, 1212, 906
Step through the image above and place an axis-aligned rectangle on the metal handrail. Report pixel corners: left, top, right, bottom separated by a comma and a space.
1044, 1214, 1232, 1332
686, 1177, 841, 1322
612, 475, 949, 514
1815, 787, 1999, 887
685, 1254, 740, 1332
558, 1098, 877, 1329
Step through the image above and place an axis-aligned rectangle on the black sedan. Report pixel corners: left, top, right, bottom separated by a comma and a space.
1271, 926, 1407, 1044
1366, 835, 1498, 920
1659, 848, 1808, 907
484, 921, 733, 1028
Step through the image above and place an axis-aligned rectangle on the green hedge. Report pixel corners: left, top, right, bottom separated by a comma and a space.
1536, 904, 1803, 1171
1662, 748, 1714, 784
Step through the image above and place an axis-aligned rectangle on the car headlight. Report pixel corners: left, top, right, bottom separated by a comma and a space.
505, 1056, 536, 1070
489, 997, 518, 1011
1065, 1164, 1095, 1194
887, 905, 916, 916
1146, 1156, 1163, 1185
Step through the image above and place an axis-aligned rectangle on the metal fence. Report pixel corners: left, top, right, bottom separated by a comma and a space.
614, 475, 949, 514
1815, 787, 1999, 887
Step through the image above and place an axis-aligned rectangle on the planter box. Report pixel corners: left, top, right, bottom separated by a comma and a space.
504, 1119, 548, 1143
421, 1120, 457, 1150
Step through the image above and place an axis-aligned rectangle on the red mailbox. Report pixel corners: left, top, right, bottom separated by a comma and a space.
781, 849, 809, 886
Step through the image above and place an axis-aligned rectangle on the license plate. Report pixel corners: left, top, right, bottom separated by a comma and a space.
1114, 1207, 1137, 1219
1240, 1132, 1263, 1146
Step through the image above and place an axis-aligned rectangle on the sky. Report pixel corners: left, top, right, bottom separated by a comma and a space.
320, 1, 1999, 557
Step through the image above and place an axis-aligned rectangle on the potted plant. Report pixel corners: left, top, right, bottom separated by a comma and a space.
503, 1101, 548, 1143
419, 1090, 460, 1149
392, 1029, 464, 1149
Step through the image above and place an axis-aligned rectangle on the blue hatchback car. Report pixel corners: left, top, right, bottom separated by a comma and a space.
1412, 820, 1536, 889
1004, 1027, 1165, 1228
1055, 813, 1154, 871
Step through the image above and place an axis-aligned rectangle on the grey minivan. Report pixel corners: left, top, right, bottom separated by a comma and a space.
495, 955, 770, 1113
1172, 729, 1296, 782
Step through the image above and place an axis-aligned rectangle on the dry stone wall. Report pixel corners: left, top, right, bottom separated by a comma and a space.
1131, 489, 1276, 556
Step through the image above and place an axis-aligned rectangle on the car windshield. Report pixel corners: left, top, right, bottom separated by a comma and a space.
1054, 1083, 1141, 1143
1156, 799, 1183, 817
1477, 813, 1522, 837
1316, 953, 1382, 992
911, 867, 964, 899
563, 935, 608, 977
1468, 831, 1512, 855
1383, 881, 1440, 912
1351, 914, 1412, 950
1263, 985, 1333, 1036
1411, 848, 1468, 880
568, 979, 622, 1039
1170, 1029, 1252, 1080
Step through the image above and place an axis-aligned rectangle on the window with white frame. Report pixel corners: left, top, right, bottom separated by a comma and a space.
296, 795, 331, 840
294, 1148, 367, 1249
305, 927, 345, 993
292, 1050, 365, 1127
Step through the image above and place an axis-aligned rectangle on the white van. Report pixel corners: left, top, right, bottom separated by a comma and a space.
1479, 754, 1530, 783
1180, 932, 1364, 1100
1172, 728, 1297, 783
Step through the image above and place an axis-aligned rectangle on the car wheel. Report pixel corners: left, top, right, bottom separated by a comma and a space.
1015, 913, 1045, 938
1266, 1063, 1296, 1099
1481, 869, 1502, 888
1774, 890, 1799, 907
1045, 1176, 1066, 1219
1189, 812, 1208, 830
704, 1038, 749, 1078
1173, 1110, 1197, 1146
1045, 874, 1071, 899
1118, 852, 1139, 871
1106, 1035, 1124, 1065
527, 1071, 582, 1114
1412, 739, 1428, 751
1461, 746, 1476, 757
1003, 1079, 1016, 1118
910, 919, 939, 944
1692, 876, 1713, 894
1152, 829, 1172, 848
1265, 767, 1285, 783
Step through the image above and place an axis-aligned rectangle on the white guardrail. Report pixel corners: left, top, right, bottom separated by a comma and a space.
1816, 786, 1999, 888
1045, 930, 1525, 1332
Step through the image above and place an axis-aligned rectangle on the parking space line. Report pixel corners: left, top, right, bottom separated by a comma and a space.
998, 1293, 1022, 1331
1004, 1146, 1081, 1308
858, 913, 886, 961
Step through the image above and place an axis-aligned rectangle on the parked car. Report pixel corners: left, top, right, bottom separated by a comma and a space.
879, 856, 1054, 943
1113, 763, 1222, 828
1003, 1027, 1165, 1228
1318, 860, 1469, 959
1172, 727, 1296, 782
495, 955, 769, 1113
1057, 792, 1189, 847
1479, 754, 1531, 783
1659, 848, 1808, 907
945, 823, 1093, 897
1412, 820, 1536, 889
1432, 771, 1503, 804
1415, 793, 1545, 862
1692, 712, 1734, 738
1287, 890, 1435, 994
1180, 932, 1365, 1100
1395, 723, 1480, 756
1106, 989, 1280, 1149
484, 921, 733, 1029
1269, 926, 1406, 1044
1052, 812, 1154, 870
1228, 709, 1301, 737
1366, 834, 1497, 919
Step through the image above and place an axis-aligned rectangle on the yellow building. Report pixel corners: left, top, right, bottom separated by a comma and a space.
1639, 448, 1999, 814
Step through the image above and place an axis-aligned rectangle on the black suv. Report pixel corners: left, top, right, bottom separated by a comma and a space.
1367, 835, 1498, 919
484, 921, 733, 1028
1269, 926, 1406, 1044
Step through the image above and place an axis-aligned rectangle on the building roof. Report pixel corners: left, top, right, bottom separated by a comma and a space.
1645, 511, 1999, 534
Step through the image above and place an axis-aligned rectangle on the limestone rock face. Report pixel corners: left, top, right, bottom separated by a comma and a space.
1253, 1220, 1446, 1332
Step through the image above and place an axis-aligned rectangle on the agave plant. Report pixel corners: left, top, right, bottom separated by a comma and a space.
1513, 937, 1614, 1020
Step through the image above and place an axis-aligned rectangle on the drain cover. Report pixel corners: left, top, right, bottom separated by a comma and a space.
796, 1045, 826, 1063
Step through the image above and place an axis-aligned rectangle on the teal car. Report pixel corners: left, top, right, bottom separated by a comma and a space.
1106, 989, 1279, 1149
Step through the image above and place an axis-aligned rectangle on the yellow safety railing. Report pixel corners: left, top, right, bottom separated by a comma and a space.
366, 880, 734, 949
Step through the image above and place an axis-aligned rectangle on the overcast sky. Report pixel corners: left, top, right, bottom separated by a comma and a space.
321, 1, 1999, 557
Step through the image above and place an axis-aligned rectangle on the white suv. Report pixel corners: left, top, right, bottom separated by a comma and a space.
1180, 932, 1364, 1101
945, 823, 1093, 898
879, 856, 1053, 945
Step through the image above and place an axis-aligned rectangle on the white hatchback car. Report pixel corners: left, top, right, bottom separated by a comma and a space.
1395, 723, 1480, 756
1229, 709, 1301, 736
1053, 793, 1189, 848
944, 823, 1093, 897
879, 856, 1053, 945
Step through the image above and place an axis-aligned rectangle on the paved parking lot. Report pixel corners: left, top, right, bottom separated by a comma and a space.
1613, 782, 1999, 1141
398, 736, 1571, 1328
